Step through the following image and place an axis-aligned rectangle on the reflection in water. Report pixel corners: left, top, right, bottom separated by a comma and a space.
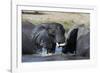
55, 47, 62, 54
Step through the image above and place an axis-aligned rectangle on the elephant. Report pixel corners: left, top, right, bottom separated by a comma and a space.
62, 24, 90, 58
22, 21, 35, 54
22, 22, 66, 55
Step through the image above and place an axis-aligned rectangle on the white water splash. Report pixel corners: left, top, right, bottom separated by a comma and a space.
41, 48, 48, 56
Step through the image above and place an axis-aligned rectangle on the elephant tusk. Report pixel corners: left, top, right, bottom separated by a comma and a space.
59, 42, 66, 46
56, 42, 66, 47
56, 43, 59, 47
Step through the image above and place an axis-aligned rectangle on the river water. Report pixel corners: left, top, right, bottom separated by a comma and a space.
22, 48, 89, 62
22, 54, 89, 62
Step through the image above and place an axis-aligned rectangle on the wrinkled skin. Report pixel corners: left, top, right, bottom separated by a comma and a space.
41, 23, 65, 44
76, 30, 90, 58
76, 25, 90, 58
62, 24, 90, 58
22, 21, 35, 54
41, 23, 66, 53
62, 28, 78, 54
31, 25, 56, 54
22, 22, 65, 54
31, 23, 65, 54
22, 32, 33, 54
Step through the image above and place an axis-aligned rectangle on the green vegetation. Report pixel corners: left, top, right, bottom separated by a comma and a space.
22, 11, 90, 30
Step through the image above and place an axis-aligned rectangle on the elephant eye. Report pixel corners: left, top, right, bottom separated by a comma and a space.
49, 29, 55, 33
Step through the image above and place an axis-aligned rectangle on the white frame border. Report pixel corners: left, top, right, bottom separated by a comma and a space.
11, 4, 97, 73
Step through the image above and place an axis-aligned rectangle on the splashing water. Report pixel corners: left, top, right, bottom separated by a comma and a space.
41, 48, 48, 56
40, 46, 63, 56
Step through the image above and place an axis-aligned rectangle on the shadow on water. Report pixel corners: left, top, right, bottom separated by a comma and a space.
22, 53, 89, 62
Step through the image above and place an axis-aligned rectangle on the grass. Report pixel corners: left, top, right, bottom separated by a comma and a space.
22, 11, 90, 30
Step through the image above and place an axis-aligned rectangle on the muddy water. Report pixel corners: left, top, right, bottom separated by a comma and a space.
22, 54, 89, 62
22, 49, 89, 62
